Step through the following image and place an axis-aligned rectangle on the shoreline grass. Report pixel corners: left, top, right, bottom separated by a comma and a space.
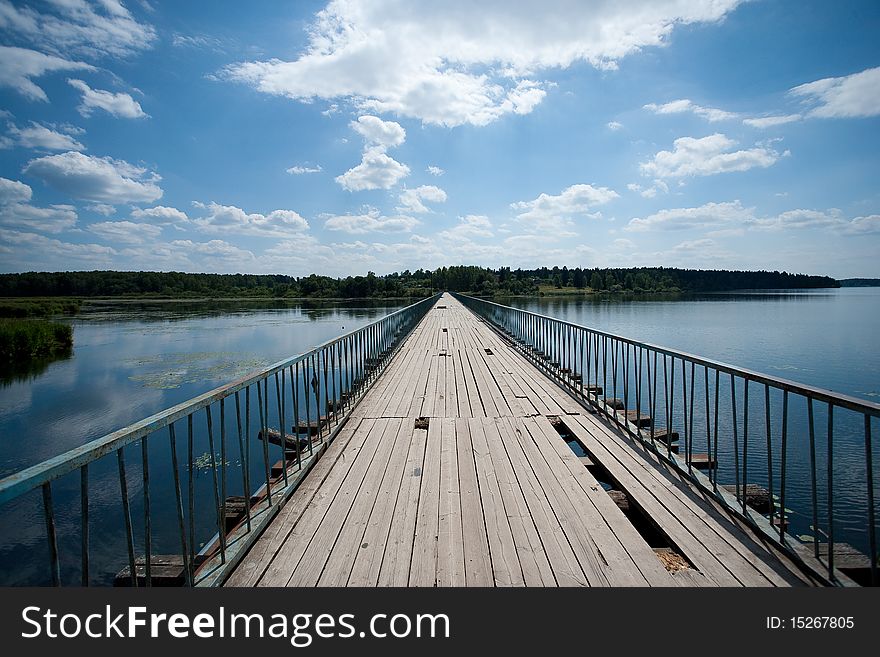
0, 318, 74, 363
0, 298, 81, 318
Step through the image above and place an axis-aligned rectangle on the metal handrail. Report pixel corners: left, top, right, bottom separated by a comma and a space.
455, 292, 878, 586
0, 293, 439, 586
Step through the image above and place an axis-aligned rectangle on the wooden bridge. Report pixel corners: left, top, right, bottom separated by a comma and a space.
226, 294, 818, 587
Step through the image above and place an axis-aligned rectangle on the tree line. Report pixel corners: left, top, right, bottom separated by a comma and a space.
0, 266, 839, 299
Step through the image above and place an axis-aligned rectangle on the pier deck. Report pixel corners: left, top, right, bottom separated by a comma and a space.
227, 294, 815, 587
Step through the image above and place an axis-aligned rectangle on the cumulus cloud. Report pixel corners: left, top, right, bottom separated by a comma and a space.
221, 0, 743, 127
324, 208, 418, 234
350, 115, 406, 148
192, 201, 308, 237
335, 146, 410, 191
644, 98, 737, 122
640, 133, 783, 178
286, 164, 322, 175
336, 115, 411, 191
170, 239, 255, 263
0, 177, 33, 204
23, 151, 162, 203
88, 220, 161, 243
0, 0, 157, 59
607, 121, 623, 130
130, 205, 188, 225
67, 79, 147, 118
626, 201, 877, 236
439, 214, 493, 240
791, 66, 880, 119
397, 185, 447, 213
626, 200, 755, 232
0, 228, 114, 267
512, 183, 618, 232
426, 165, 444, 176
742, 114, 802, 129
0, 177, 77, 233
627, 180, 668, 198
756, 208, 844, 231
86, 203, 116, 216
4, 121, 86, 150
0, 46, 93, 101
844, 215, 880, 235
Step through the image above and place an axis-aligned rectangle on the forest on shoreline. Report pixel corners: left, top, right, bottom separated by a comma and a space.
0, 266, 840, 301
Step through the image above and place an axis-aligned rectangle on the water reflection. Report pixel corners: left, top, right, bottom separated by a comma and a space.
0, 348, 73, 387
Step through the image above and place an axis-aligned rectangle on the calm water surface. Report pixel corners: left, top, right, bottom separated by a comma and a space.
0, 290, 877, 584
510, 288, 880, 404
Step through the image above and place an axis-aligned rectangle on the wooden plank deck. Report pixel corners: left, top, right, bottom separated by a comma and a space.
226, 293, 816, 587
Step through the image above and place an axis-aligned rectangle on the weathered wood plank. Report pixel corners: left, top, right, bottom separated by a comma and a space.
454, 417, 494, 586
410, 417, 443, 585
346, 418, 418, 586
377, 417, 429, 586
316, 419, 405, 586
481, 416, 556, 586
469, 417, 524, 586
437, 418, 466, 586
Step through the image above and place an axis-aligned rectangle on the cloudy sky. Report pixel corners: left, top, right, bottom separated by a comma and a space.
0, 0, 878, 278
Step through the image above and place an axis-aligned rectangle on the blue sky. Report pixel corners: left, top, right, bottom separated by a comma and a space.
0, 0, 878, 278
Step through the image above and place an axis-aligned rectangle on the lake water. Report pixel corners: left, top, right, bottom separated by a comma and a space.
0, 289, 877, 584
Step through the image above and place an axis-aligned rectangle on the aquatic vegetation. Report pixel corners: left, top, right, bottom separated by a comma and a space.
0, 298, 81, 318
127, 352, 271, 389
0, 319, 73, 363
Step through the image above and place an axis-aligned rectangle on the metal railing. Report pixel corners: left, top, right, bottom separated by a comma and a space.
455, 293, 879, 586
0, 293, 439, 586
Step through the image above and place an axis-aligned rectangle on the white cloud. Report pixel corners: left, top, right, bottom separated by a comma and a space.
23, 151, 162, 203
397, 185, 447, 213
0, 46, 92, 101
607, 121, 623, 130
626, 202, 877, 237
0, 229, 114, 272
221, 0, 743, 127
130, 205, 188, 225
0, 0, 157, 58
756, 209, 844, 231
0, 203, 77, 234
640, 133, 783, 178
88, 220, 161, 244
324, 208, 418, 234
426, 165, 444, 176
626, 200, 755, 232
743, 114, 801, 129
350, 115, 406, 148
627, 179, 668, 198
791, 66, 880, 119
439, 214, 493, 240
612, 238, 636, 250
644, 98, 737, 122
512, 183, 618, 232
171, 33, 224, 52
286, 164, 322, 175
844, 215, 880, 235
170, 239, 255, 263
0, 176, 78, 233
68, 79, 147, 118
0, 177, 32, 204
5, 121, 86, 150
86, 203, 115, 216
335, 146, 410, 191
192, 201, 308, 237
